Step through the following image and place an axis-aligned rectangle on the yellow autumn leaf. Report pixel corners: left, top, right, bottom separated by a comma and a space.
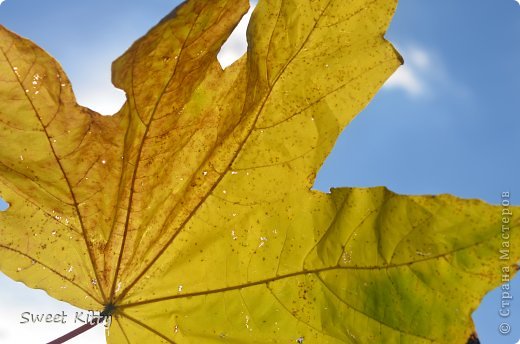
0, 0, 518, 343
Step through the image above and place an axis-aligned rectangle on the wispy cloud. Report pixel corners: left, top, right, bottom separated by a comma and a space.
383, 44, 471, 100
216, 14, 470, 103
385, 62, 426, 96
383, 44, 471, 99
384, 45, 432, 97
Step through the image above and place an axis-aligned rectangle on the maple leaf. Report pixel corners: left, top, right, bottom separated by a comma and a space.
0, 0, 518, 343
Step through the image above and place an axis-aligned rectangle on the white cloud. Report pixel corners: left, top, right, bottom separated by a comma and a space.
75, 87, 126, 116
384, 45, 431, 97
408, 47, 431, 69
383, 44, 470, 100
216, 12, 468, 102
217, 4, 255, 68
385, 64, 425, 96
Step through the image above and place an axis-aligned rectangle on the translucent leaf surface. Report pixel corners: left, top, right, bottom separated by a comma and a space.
0, 0, 518, 343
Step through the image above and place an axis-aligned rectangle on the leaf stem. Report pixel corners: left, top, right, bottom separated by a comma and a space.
47, 305, 113, 344
46, 319, 103, 344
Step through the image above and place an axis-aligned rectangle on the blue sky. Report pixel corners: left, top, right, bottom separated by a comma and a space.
0, 0, 519, 343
